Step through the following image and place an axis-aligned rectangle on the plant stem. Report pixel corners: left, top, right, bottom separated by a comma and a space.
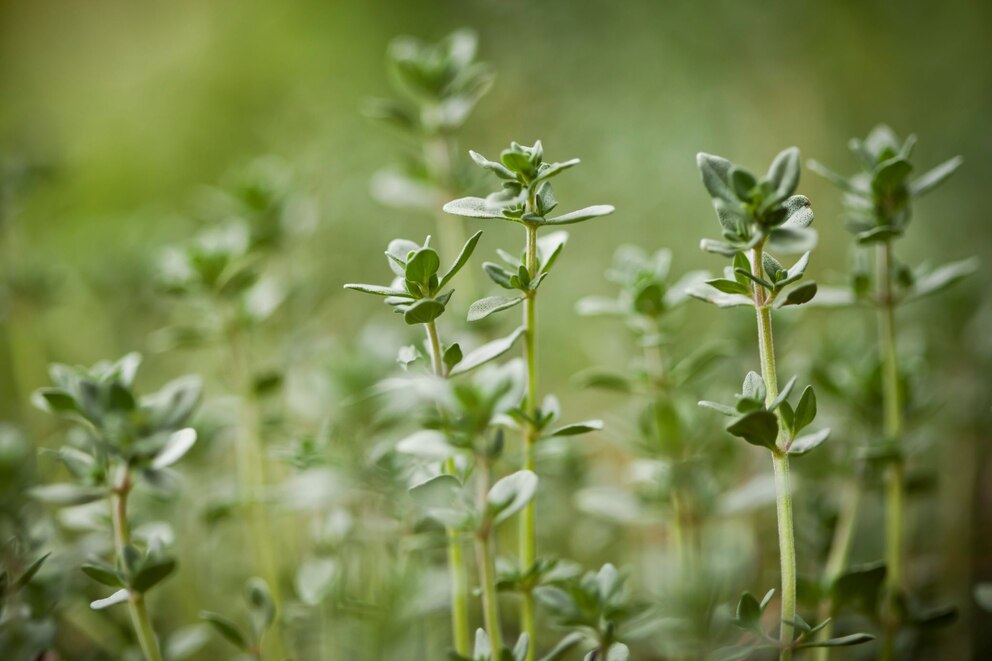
876, 240, 904, 659
519, 221, 539, 660
751, 245, 796, 661
110, 467, 163, 661
475, 460, 503, 659
814, 481, 862, 661
426, 322, 471, 655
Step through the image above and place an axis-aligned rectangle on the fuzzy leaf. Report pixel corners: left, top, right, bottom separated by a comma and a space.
439, 230, 483, 289
443, 197, 503, 219
449, 327, 525, 376
467, 295, 523, 322
343, 283, 412, 298
727, 410, 779, 451
789, 428, 830, 456
910, 156, 962, 197
542, 205, 615, 226
91, 589, 130, 610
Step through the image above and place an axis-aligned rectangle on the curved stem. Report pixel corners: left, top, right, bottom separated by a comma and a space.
475, 460, 503, 658
519, 222, 539, 659
876, 240, 904, 659
111, 468, 163, 661
751, 246, 796, 661
426, 321, 444, 377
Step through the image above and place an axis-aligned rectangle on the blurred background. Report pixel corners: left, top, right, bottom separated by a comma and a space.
1, 0, 990, 659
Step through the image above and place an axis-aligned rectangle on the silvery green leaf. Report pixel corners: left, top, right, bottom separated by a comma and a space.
542, 205, 615, 226
370, 169, 436, 211
872, 156, 913, 191
699, 400, 737, 416
397, 430, 455, 460
727, 410, 779, 451
910, 156, 962, 197
151, 428, 197, 470
904, 257, 978, 302
782, 195, 813, 228
295, 557, 337, 606
469, 150, 515, 180
533, 158, 580, 184
741, 371, 765, 402
30, 484, 108, 506
788, 428, 830, 456
544, 420, 603, 438
343, 283, 412, 298
443, 196, 503, 219
768, 226, 817, 253
805, 285, 856, 307
707, 278, 751, 296
688, 284, 753, 308
449, 327, 525, 376
386, 238, 420, 275
665, 270, 710, 307
90, 589, 130, 610
403, 299, 446, 324
439, 230, 483, 289
537, 230, 568, 273
487, 470, 538, 525
473, 628, 492, 660
467, 295, 523, 321
697, 152, 737, 203
575, 296, 625, 316
807, 159, 864, 195
699, 238, 743, 257
538, 633, 585, 661
767, 376, 797, 411
767, 146, 800, 199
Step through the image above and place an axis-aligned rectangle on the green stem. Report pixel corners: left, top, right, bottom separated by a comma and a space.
751, 245, 796, 661
519, 222, 539, 660
427, 323, 471, 655
111, 467, 163, 661
814, 481, 862, 661
876, 240, 904, 659
475, 460, 503, 658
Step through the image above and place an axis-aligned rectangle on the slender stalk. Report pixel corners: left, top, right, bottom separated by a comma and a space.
519, 221, 539, 659
876, 240, 904, 659
814, 482, 862, 661
751, 245, 796, 660
110, 467, 163, 661
475, 460, 503, 658
425, 321, 471, 655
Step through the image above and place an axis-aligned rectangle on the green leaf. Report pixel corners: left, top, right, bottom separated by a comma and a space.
200, 611, 249, 651
33, 388, 79, 414
727, 410, 779, 451
245, 577, 276, 639
905, 257, 978, 302
405, 248, 441, 286
731, 167, 758, 200
538, 633, 584, 661
534, 159, 580, 184
807, 160, 864, 195
706, 278, 751, 296
469, 151, 515, 180
741, 371, 766, 402
778, 282, 818, 307
697, 153, 737, 203
443, 197, 503, 219
449, 327, 525, 376
768, 227, 817, 254
91, 588, 130, 610
151, 428, 197, 470
386, 239, 420, 275
467, 296, 523, 322
735, 591, 764, 634
443, 343, 463, 372
398, 431, 456, 460
30, 484, 107, 506
789, 428, 830, 456
483, 262, 516, 289
439, 230, 483, 288
688, 286, 753, 308
403, 299, 446, 325
699, 400, 738, 416
487, 470, 538, 526
798, 633, 874, 649
542, 205, 615, 226
872, 157, 913, 192
767, 375, 797, 411
131, 557, 177, 593
910, 156, 962, 197
544, 420, 603, 438
343, 283, 412, 298
13, 553, 50, 590
782, 195, 814, 228
82, 562, 124, 588
793, 386, 817, 432
767, 147, 800, 199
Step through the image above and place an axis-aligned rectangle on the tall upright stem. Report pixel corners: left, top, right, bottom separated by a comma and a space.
425, 322, 471, 655
876, 240, 904, 659
751, 245, 796, 660
814, 481, 862, 661
519, 221, 539, 659
110, 467, 163, 661
475, 460, 503, 658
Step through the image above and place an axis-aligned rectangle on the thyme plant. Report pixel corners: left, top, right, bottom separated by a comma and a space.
809, 125, 977, 657
199, 577, 276, 660
32, 354, 201, 661
692, 148, 871, 659
346, 232, 533, 658
364, 29, 494, 285
445, 140, 612, 658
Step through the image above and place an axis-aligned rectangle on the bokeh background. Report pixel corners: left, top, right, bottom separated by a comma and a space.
1, 0, 990, 659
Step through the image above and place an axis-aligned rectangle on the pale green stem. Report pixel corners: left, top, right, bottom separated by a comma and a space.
111, 468, 163, 661
426, 322, 471, 655
475, 460, 503, 658
519, 221, 539, 659
877, 240, 904, 660
814, 482, 862, 661
751, 245, 796, 661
